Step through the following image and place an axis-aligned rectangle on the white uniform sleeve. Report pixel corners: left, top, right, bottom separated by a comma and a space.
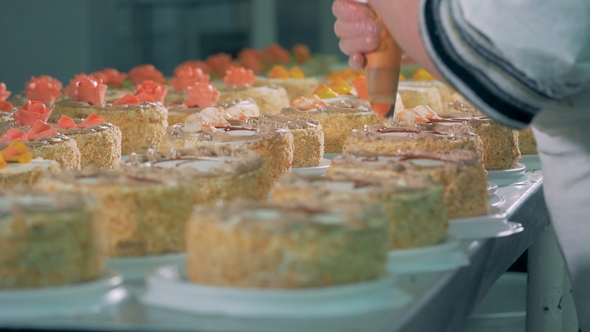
419, 0, 590, 129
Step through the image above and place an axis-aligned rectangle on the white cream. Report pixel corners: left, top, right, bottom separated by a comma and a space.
311, 212, 345, 225
155, 157, 238, 172
406, 158, 446, 167
0, 158, 57, 175
226, 130, 257, 136
235, 100, 260, 117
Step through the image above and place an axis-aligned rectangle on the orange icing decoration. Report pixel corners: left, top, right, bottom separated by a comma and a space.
77, 113, 105, 129
0, 83, 11, 102
312, 84, 339, 99
0, 154, 5, 169
113, 93, 140, 106
399, 74, 406, 82
136, 92, 155, 103
91, 68, 128, 88
75, 77, 107, 105
267, 65, 290, 79
13, 100, 52, 127
129, 64, 166, 86
184, 82, 220, 108
64, 73, 88, 100
238, 49, 264, 74
56, 115, 77, 130
263, 43, 290, 66
135, 80, 167, 103
0, 128, 27, 143
2, 141, 32, 164
291, 95, 328, 111
329, 77, 353, 95
224, 67, 256, 88
169, 66, 210, 92
352, 76, 368, 100
206, 53, 234, 78
0, 101, 14, 112
292, 44, 310, 64
174, 61, 212, 76
412, 68, 435, 81
27, 120, 58, 141
24, 75, 63, 103
289, 67, 305, 79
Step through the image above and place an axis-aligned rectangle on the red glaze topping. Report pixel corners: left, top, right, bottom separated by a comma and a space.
0, 83, 11, 102
24, 75, 62, 103
0, 101, 13, 112
224, 67, 256, 87
238, 48, 264, 74
135, 80, 167, 103
184, 82, 220, 108
174, 60, 212, 76
13, 100, 52, 127
129, 64, 166, 86
136, 92, 155, 103
90, 68, 128, 88
0, 128, 27, 143
74, 77, 107, 105
206, 53, 234, 78
77, 113, 105, 128
64, 73, 88, 100
56, 115, 77, 130
169, 66, 210, 92
263, 43, 290, 66
27, 120, 58, 141
113, 92, 140, 106
292, 44, 310, 64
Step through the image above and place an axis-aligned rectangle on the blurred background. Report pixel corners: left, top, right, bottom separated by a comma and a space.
0, 0, 343, 90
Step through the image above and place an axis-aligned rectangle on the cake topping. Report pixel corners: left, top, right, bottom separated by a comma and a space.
0, 128, 27, 143
263, 43, 290, 66
129, 64, 166, 86
334, 149, 480, 170
224, 67, 256, 88
136, 92, 155, 103
223, 105, 248, 120
292, 44, 310, 64
113, 92, 140, 106
170, 66, 210, 92
0, 141, 32, 166
352, 76, 368, 100
13, 100, 52, 127
266, 65, 289, 79
313, 84, 339, 99
395, 105, 441, 124
0, 83, 11, 102
175, 60, 212, 77
206, 53, 234, 78
412, 68, 436, 81
90, 68, 128, 88
290, 95, 327, 110
24, 76, 62, 104
184, 82, 220, 108
238, 48, 264, 74
329, 77, 353, 95
135, 80, 167, 103
27, 120, 58, 141
64, 73, 88, 100
74, 77, 107, 105
0, 101, 14, 112
56, 115, 76, 130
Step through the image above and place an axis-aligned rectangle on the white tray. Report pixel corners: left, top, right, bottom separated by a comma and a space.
449, 214, 524, 239
323, 153, 343, 160
291, 159, 331, 176
107, 253, 186, 281
140, 264, 412, 318
0, 268, 127, 319
489, 194, 506, 207
521, 154, 541, 171
487, 181, 498, 195
486, 164, 528, 187
387, 235, 469, 274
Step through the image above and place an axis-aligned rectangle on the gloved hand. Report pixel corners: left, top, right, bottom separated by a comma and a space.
332, 0, 381, 70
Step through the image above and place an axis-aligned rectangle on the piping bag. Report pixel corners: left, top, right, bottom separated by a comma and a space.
353, 0, 402, 119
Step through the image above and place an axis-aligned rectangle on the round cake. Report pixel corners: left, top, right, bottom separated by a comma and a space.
253, 66, 320, 102
283, 97, 386, 153
37, 145, 272, 257
327, 149, 489, 219
186, 200, 388, 288
167, 98, 260, 126
249, 114, 324, 168
343, 123, 483, 157
53, 100, 168, 156
0, 190, 104, 289
518, 127, 537, 155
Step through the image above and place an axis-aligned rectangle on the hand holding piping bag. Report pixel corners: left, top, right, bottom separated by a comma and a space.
337, 0, 402, 119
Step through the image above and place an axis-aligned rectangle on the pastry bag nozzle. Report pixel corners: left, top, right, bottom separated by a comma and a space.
352, 0, 402, 119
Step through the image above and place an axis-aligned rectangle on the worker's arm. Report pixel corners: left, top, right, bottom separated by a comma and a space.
334, 0, 590, 129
